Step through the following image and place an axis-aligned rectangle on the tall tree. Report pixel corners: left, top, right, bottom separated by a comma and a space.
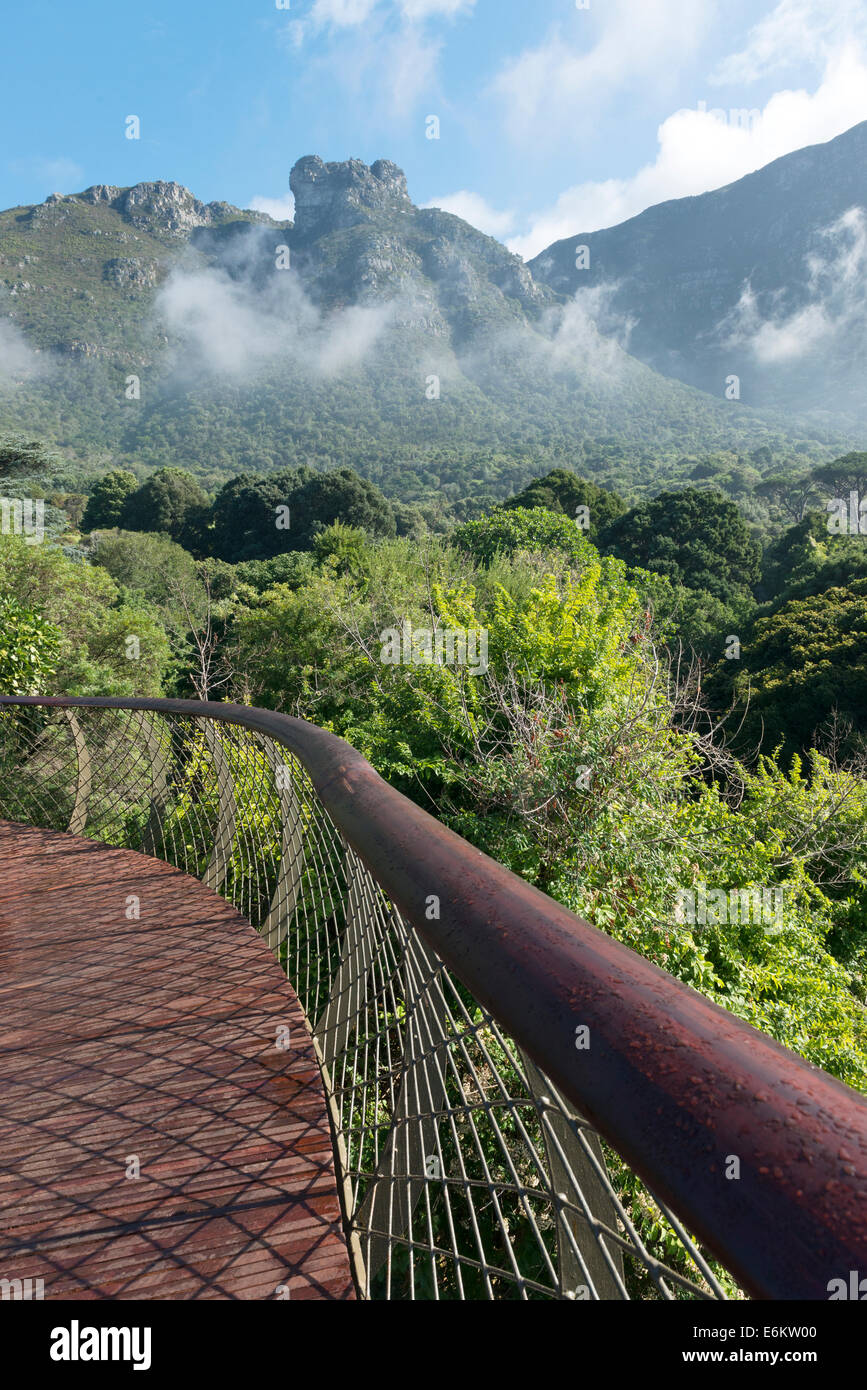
210, 466, 395, 562
81, 469, 139, 531
755, 472, 819, 524
601, 488, 761, 604
119, 467, 211, 552
0, 437, 58, 479
810, 452, 867, 504
503, 469, 626, 541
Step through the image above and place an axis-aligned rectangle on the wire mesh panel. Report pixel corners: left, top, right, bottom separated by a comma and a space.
0, 703, 738, 1300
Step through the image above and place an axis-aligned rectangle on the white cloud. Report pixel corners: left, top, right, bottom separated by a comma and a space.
316, 301, 394, 373
0, 318, 44, 386
719, 206, 867, 364
711, 0, 867, 85
509, 47, 867, 258
400, 0, 473, 18
287, 7, 447, 121
309, 0, 377, 24
383, 26, 443, 118
290, 0, 473, 117
543, 294, 628, 382
8, 156, 85, 195
249, 193, 296, 222
307, 0, 472, 28
153, 234, 397, 381
491, 0, 717, 146
459, 291, 633, 395
422, 190, 515, 237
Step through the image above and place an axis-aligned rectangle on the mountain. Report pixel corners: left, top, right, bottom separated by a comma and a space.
0, 156, 851, 505
529, 121, 867, 428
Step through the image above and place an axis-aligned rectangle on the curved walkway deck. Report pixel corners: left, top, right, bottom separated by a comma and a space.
0, 821, 354, 1300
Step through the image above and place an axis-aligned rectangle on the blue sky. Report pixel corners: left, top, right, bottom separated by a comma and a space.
3, 0, 867, 257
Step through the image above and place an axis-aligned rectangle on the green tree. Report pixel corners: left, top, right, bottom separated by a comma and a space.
210, 466, 395, 562
392, 502, 428, 539
503, 469, 626, 540
90, 530, 207, 634
0, 534, 171, 695
0, 596, 60, 694
312, 522, 372, 581
0, 437, 58, 480
81, 469, 139, 531
210, 469, 300, 562
228, 531, 867, 1088
453, 506, 599, 568
297, 469, 395, 549
810, 451, 867, 503
710, 580, 867, 762
233, 552, 316, 594
601, 488, 761, 605
760, 511, 867, 605
119, 467, 211, 551
52, 492, 88, 530
754, 471, 819, 524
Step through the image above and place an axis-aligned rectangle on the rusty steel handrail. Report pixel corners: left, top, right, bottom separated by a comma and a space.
1, 692, 866, 1299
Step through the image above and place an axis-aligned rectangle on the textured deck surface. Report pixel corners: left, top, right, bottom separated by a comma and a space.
0, 820, 355, 1300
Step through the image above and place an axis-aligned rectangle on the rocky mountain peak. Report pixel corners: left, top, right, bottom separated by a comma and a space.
113, 182, 216, 233
48, 181, 246, 235
289, 156, 412, 238
81, 185, 121, 204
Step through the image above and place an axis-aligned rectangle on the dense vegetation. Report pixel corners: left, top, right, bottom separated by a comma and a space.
1, 442, 866, 1100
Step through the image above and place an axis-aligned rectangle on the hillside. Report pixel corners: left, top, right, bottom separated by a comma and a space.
0, 158, 847, 503
529, 121, 867, 427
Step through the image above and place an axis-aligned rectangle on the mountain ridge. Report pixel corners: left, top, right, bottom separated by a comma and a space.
0, 153, 855, 504
528, 120, 867, 424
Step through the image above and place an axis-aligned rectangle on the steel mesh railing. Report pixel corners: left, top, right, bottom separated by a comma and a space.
1, 697, 865, 1301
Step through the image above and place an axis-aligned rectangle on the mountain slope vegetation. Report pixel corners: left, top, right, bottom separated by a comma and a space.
0, 158, 852, 504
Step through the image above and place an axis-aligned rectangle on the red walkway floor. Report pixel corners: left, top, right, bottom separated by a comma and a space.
0, 820, 355, 1300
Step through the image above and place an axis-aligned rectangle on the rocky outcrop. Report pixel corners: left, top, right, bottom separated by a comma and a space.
103, 257, 159, 289
414, 209, 551, 313
113, 182, 217, 234
290, 157, 412, 239
285, 157, 555, 327
82, 186, 120, 205
59, 182, 250, 236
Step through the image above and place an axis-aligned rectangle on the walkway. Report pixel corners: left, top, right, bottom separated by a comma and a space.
0, 821, 354, 1300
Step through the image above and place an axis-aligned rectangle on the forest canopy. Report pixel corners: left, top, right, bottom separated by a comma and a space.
2, 450, 866, 1098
